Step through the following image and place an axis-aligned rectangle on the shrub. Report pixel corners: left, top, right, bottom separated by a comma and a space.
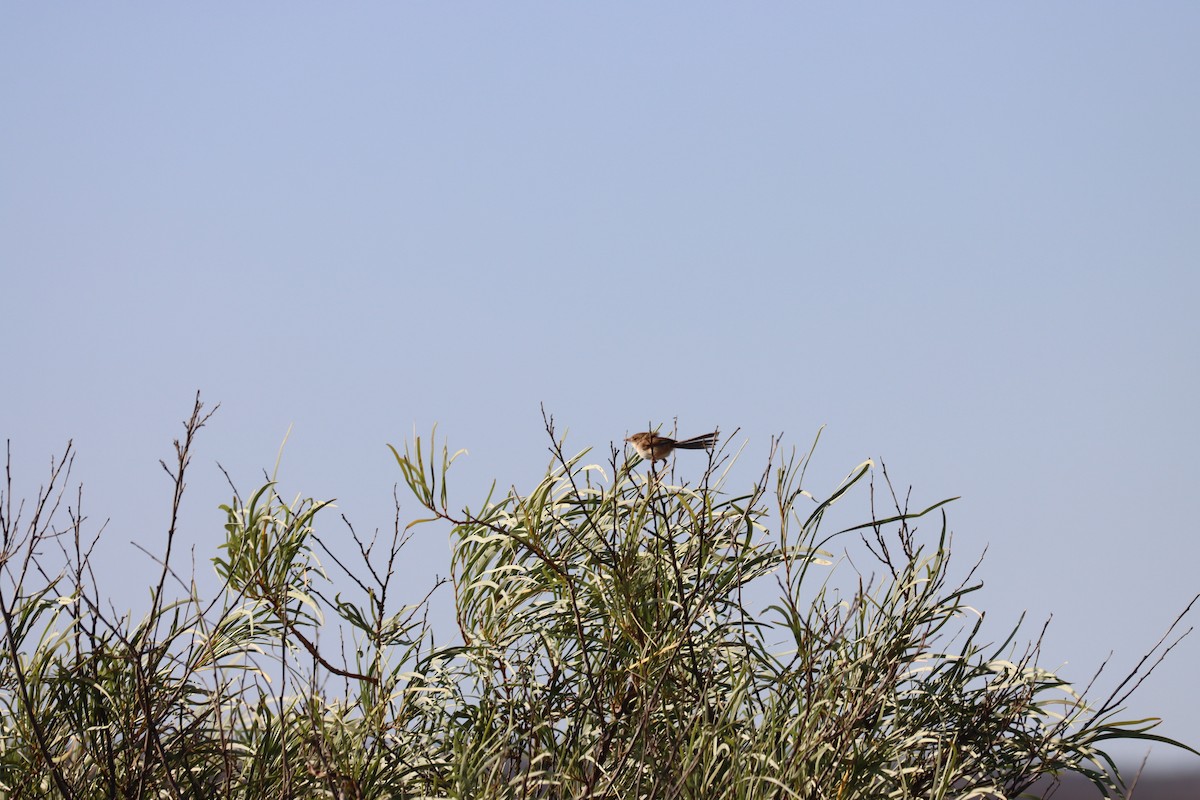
0, 397, 1194, 798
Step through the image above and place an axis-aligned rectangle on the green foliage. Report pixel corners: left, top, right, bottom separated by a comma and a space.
0, 398, 1194, 798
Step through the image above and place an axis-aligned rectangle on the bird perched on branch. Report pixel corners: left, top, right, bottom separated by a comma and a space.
624, 431, 718, 463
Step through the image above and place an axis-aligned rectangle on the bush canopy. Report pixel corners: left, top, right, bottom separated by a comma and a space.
0, 398, 1194, 799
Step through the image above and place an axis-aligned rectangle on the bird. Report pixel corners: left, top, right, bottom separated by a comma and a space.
624, 430, 718, 463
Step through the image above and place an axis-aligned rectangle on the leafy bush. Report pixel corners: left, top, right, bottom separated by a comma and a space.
0, 397, 1194, 798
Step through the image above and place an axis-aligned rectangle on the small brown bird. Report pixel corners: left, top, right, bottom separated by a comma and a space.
624, 430, 718, 463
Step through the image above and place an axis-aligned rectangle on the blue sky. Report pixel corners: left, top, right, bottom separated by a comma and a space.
3, 4, 1198, 769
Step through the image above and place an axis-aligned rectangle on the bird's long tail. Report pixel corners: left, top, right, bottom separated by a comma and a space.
674, 431, 719, 450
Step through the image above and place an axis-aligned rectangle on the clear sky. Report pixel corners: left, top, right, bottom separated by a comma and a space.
2, 3, 1198, 770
